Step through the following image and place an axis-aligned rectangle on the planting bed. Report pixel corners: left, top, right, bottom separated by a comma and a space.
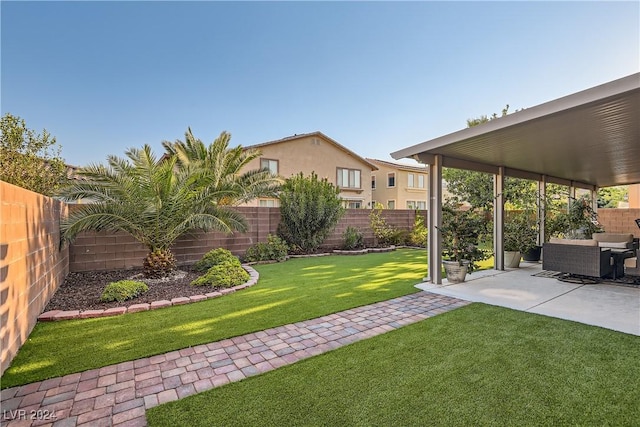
44, 266, 218, 312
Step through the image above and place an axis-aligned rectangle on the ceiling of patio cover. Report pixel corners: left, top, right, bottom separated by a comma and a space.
391, 73, 640, 188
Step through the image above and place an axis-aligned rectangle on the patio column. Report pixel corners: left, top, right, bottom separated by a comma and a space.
568, 184, 576, 211
427, 154, 443, 284
591, 187, 599, 213
538, 177, 546, 247
494, 167, 505, 271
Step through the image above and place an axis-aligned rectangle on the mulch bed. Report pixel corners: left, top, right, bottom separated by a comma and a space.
44, 266, 210, 312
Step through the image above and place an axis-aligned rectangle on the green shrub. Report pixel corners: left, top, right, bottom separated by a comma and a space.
409, 213, 428, 247
369, 203, 396, 246
245, 234, 289, 262
278, 172, 345, 253
191, 262, 250, 288
100, 280, 149, 303
342, 226, 364, 250
390, 229, 410, 246
194, 248, 240, 272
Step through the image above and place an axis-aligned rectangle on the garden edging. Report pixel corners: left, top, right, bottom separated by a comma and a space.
37, 265, 259, 322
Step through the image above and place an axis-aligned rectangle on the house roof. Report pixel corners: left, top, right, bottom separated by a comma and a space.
391, 73, 640, 189
246, 131, 378, 171
367, 158, 429, 174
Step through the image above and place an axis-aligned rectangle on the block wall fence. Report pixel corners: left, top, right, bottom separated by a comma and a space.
68, 208, 424, 272
0, 182, 69, 375
1, 180, 638, 375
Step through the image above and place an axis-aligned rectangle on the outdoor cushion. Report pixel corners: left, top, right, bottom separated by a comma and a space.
549, 238, 597, 246
597, 241, 629, 249
592, 233, 633, 244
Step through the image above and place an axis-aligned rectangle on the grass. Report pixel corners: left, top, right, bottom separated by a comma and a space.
146, 304, 640, 427
1, 249, 426, 388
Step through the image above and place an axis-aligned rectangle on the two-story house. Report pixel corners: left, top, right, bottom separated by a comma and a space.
367, 158, 428, 210
241, 132, 378, 208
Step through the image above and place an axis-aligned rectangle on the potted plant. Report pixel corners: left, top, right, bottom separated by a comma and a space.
504, 211, 538, 267
545, 195, 603, 241
438, 201, 491, 283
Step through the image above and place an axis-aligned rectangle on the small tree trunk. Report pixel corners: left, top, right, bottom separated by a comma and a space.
143, 248, 177, 278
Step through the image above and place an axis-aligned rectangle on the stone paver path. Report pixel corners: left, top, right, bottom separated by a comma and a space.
1, 292, 468, 427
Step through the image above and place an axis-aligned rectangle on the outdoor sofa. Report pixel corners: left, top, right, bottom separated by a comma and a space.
542, 238, 612, 278
542, 233, 637, 279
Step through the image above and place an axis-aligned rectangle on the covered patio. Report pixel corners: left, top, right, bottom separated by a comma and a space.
417, 262, 640, 335
391, 72, 640, 284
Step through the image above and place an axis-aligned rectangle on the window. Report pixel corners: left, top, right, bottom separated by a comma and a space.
347, 201, 362, 209
388, 173, 396, 188
337, 168, 361, 189
408, 173, 425, 188
371, 175, 376, 190
387, 200, 395, 209
407, 200, 427, 210
259, 199, 278, 207
261, 158, 279, 175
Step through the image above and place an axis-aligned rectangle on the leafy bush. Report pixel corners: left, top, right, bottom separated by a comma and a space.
342, 226, 364, 250
245, 234, 289, 262
278, 172, 345, 253
191, 262, 249, 288
100, 280, 149, 303
369, 203, 396, 246
409, 213, 428, 247
389, 229, 410, 246
194, 248, 239, 272
438, 201, 491, 273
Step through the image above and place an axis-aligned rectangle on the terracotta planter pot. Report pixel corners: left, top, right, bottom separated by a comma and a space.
443, 260, 469, 283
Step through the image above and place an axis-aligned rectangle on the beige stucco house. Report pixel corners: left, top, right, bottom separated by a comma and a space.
367, 158, 428, 210
241, 132, 378, 208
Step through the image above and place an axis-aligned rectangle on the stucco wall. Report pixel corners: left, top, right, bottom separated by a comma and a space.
241, 134, 375, 208
0, 181, 69, 375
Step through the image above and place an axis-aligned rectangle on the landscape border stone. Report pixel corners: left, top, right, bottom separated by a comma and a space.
38, 266, 259, 322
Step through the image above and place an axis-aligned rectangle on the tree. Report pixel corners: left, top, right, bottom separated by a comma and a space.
162, 128, 282, 205
443, 105, 565, 210
597, 186, 628, 208
59, 130, 281, 278
278, 172, 345, 253
0, 113, 67, 196
443, 105, 531, 209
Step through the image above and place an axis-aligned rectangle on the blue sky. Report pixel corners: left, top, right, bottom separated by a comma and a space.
2, 1, 638, 167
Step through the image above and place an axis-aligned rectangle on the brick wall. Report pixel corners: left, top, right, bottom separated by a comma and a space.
69, 208, 426, 272
598, 208, 640, 234
0, 182, 69, 375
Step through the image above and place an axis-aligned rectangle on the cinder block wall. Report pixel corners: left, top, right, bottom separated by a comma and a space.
598, 208, 640, 234
0, 182, 69, 375
69, 208, 425, 272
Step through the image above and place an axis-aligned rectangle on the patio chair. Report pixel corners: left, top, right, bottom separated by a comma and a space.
624, 249, 640, 279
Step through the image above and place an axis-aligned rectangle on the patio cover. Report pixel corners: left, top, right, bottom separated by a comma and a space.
391, 73, 640, 283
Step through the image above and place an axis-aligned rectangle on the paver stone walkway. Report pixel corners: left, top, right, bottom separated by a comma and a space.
1, 292, 468, 427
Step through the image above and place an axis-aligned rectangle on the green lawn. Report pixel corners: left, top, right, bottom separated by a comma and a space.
1, 249, 426, 388
147, 304, 640, 427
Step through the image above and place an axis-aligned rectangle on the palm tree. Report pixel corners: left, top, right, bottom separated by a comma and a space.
162, 128, 281, 206
59, 131, 281, 278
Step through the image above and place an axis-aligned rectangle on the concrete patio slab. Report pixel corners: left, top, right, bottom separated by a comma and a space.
417, 262, 640, 336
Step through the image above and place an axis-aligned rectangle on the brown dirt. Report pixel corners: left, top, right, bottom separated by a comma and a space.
44, 266, 212, 312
